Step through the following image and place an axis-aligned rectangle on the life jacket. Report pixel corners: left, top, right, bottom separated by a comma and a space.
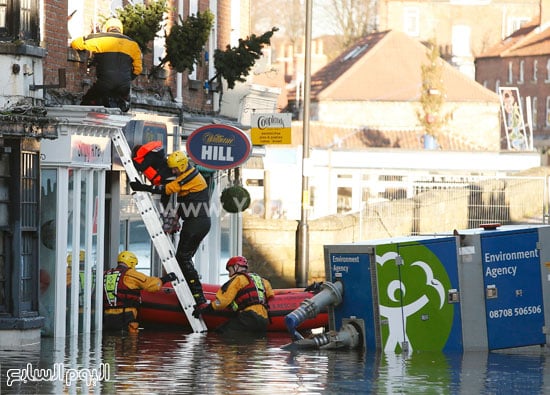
103, 265, 141, 309
229, 273, 269, 312
132, 141, 171, 186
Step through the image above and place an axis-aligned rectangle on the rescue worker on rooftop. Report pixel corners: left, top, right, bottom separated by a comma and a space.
70, 17, 142, 111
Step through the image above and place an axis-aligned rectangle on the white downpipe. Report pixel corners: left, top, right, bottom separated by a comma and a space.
176, 0, 184, 103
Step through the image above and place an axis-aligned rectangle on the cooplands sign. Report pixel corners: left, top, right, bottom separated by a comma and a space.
186, 124, 252, 170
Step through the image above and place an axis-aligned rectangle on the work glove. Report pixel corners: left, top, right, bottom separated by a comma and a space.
130, 179, 165, 194
192, 302, 213, 319
129, 179, 152, 192
160, 272, 177, 284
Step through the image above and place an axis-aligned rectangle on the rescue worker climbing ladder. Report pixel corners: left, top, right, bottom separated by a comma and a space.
110, 127, 207, 332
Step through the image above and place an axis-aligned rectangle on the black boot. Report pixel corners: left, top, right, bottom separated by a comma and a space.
179, 259, 206, 305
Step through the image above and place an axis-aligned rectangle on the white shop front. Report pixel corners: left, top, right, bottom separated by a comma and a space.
39, 120, 112, 338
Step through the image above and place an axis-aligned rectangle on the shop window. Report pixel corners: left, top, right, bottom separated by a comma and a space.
20, 151, 39, 311
39, 169, 57, 335
0, 149, 7, 314
0, 0, 39, 43
0, 234, 5, 314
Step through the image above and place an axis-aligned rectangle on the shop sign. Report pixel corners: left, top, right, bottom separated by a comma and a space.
186, 124, 251, 170
71, 135, 111, 164
251, 113, 292, 145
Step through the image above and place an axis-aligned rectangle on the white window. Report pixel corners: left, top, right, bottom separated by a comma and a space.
188, 0, 199, 80
403, 7, 419, 37
546, 59, 550, 82
67, 0, 84, 42
533, 60, 538, 82
452, 25, 471, 57
518, 60, 524, 84
508, 62, 513, 84
495, 79, 500, 92
532, 97, 538, 129
507, 17, 530, 37
153, 17, 167, 67
546, 97, 550, 127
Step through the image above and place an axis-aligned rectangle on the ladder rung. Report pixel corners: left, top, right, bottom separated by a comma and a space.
111, 127, 207, 332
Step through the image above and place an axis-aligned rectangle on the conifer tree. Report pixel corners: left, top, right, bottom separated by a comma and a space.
417, 40, 452, 146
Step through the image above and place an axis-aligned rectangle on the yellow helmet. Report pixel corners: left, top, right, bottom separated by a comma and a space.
117, 251, 138, 269
67, 250, 85, 266
167, 151, 189, 172
103, 18, 123, 34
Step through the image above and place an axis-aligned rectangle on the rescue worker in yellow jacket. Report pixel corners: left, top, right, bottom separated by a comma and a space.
103, 251, 176, 333
129, 151, 211, 310
193, 256, 275, 334
70, 17, 142, 111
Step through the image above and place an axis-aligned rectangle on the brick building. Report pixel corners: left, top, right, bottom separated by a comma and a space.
476, 3, 550, 149
0, 0, 285, 345
375, 0, 542, 79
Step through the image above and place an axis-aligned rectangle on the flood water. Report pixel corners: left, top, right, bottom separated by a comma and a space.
1, 329, 550, 394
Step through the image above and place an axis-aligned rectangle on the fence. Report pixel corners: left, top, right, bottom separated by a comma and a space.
360, 174, 549, 239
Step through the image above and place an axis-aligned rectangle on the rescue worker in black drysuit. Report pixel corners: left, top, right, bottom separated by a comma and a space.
131, 141, 173, 209
70, 18, 142, 112
129, 151, 211, 310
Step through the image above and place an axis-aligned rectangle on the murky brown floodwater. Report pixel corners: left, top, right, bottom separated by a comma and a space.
1, 329, 550, 394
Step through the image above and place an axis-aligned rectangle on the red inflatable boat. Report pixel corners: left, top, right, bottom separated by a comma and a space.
139, 283, 328, 332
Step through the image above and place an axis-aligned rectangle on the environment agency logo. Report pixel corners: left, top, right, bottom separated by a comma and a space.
376, 243, 453, 353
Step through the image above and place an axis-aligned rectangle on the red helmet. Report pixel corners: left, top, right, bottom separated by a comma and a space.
226, 256, 248, 271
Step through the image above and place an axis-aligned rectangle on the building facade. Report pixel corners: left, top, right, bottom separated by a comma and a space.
0, 0, 286, 345
476, 4, 550, 148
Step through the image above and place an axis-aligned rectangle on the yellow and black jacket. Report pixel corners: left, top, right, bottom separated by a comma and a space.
212, 272, 275, 319
71, 32, 142, 84
165, 164, 210, 218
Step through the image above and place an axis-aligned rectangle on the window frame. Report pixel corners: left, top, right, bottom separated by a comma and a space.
0, 0, 40, 43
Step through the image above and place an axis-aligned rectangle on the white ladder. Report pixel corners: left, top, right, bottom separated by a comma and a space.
111, 128, 208, 333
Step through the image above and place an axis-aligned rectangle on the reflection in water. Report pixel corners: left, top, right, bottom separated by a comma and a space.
1, 331, 550, 394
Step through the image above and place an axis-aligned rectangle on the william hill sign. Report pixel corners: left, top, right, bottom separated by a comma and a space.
186, 124, 251, 170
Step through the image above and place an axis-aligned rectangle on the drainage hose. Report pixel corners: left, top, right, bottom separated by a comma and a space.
285, 280, 344, 340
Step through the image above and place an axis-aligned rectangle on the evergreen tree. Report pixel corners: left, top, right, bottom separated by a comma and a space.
417, 40, 452, 146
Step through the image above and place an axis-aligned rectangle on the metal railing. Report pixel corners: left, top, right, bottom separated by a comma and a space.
358, 174, 549, 238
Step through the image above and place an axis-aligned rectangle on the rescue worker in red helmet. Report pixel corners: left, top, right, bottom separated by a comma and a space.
70, 17, 142, 111
129, 151, 211, 310
193, 256, 275, 335
103, 251, 176, 333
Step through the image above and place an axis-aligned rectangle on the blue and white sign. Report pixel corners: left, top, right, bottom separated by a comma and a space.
482, 229, 545, 349
186, 124, 252, 170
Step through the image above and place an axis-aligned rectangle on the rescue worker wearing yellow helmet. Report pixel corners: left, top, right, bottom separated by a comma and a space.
193, 256, 275, 335
70, 17, 142, 112
129, 151, 211, 310
103, 251, 176, 333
